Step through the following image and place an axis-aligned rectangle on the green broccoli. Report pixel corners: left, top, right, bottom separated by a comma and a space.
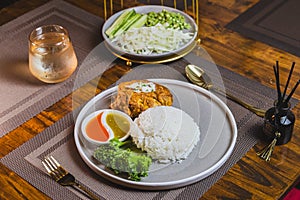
93, 138, 152, 181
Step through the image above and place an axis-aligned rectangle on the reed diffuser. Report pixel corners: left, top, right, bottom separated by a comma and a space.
257, 61, 299, 161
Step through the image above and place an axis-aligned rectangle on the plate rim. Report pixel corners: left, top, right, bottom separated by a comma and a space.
74, 79, 237, 190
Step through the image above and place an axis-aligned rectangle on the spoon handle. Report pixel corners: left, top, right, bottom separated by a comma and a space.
211, 86, 266, 117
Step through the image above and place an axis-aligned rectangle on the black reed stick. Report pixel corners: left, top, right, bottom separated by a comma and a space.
273, 62, 282, 105
284, 80, 300, 104
282, 62, 295, 101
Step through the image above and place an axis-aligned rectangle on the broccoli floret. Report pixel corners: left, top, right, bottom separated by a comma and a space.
93, 138, 152, 181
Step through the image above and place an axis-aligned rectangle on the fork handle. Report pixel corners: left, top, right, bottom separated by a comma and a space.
73, 182, 100, 200
211, 86, 266, 118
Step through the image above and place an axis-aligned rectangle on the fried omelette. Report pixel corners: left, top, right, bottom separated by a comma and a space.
110, 80, 173, 118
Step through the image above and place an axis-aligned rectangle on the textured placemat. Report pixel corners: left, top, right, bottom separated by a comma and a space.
0, 0, 116, 136
2, 49, 296, 199
226, 0, 300, 57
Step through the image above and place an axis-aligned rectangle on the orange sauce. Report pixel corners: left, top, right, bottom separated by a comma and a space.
85, 112, 110, 142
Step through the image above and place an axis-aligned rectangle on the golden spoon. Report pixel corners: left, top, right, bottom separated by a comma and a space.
185, 64, 266, 117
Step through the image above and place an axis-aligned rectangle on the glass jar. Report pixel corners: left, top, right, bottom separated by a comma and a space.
263, 101, 295, 145
29, 25, 78, 83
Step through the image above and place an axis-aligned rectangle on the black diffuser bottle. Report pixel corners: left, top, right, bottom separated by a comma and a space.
257, 61, 299, 161
263, 101, 295, 145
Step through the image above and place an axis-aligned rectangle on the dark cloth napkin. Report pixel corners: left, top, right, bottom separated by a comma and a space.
227, 0, 300, 57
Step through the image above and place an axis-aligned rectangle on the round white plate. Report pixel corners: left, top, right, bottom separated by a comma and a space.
102, 5, 198, 63
74, 79, 237, 190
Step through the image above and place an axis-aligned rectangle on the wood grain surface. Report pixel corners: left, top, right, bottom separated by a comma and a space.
0, 0, 300, 199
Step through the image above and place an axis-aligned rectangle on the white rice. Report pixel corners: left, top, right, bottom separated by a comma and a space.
130, 106, 200, 163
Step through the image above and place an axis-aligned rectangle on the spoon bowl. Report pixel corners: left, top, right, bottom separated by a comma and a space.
185, 64, 266, 117
185, 64, 212, 88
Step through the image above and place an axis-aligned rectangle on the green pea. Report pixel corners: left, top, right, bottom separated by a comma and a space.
145, 10, 191, 30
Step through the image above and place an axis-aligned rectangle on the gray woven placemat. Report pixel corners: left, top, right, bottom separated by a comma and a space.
2, 49, 293, 199
0, 0, 115, 136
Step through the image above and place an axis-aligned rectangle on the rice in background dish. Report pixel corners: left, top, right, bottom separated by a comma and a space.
130, 106, 200, 163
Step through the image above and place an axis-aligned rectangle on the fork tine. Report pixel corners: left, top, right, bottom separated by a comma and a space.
49, 156, 60, 167
48, 156, 68, 175
41, 160, 52, 173
43, 156, 65, 181
42, 158, 60, 180
44, 156, 57, 171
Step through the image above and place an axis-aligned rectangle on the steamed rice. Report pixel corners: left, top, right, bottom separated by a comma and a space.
130, 106, 200, 163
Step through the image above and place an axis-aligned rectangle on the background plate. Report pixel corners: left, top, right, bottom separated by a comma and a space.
74, 79, 237, 190
102, 5, 198, 63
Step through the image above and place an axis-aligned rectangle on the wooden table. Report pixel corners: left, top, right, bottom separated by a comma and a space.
1, 0, 300, 199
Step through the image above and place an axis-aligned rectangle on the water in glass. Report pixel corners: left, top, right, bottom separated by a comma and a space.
29, 25, 77, 83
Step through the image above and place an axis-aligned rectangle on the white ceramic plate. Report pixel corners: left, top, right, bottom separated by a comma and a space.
74, 79, 237, 190
102, 6, 198, 63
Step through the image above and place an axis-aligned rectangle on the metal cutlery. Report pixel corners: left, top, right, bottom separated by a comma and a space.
42, 156, 100, 200
185, 64, 266, 117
